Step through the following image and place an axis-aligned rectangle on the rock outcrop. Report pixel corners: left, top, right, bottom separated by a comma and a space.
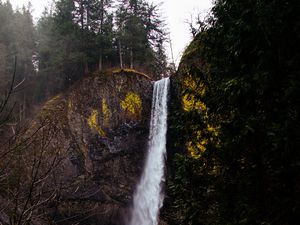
16, 69, 153, 225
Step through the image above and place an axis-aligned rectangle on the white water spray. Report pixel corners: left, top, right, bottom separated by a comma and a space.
129, 77, 170, 225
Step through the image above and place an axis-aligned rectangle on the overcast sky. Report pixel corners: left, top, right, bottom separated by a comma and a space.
11, 0, 213, 65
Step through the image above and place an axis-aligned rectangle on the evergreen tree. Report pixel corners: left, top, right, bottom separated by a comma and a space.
53, 0, 85, 86
94, 0, 114, 71
115, 0, 167, 77
169, 0, 300, 224
0, 1, 36, 122
0, 0, 15, 80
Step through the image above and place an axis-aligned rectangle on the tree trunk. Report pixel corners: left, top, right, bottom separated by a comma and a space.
80, 1, 84, 30
118, 39, 123, 69
98, 51, 103, 71
99, 0, 104, 71
86, 1, 90, 29
130, 48, 133, 69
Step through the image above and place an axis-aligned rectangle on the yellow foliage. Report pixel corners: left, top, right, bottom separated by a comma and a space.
207, 124, 219, 137
186, 123, 221, 159
183, 75, 206, 96
87, 109, 106, 136
182, 94, 207, 112
187, 141, 206, 159
182, 74, 207, 112
102, 98, 111, 126
121, 92, 142, 117
180, 72, 222, 159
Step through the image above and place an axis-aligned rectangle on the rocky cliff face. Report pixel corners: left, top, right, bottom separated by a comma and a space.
161, 36, 205, 225
16, 70, 153, 225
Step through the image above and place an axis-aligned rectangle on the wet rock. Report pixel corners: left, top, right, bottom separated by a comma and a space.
25, 70, 153, 224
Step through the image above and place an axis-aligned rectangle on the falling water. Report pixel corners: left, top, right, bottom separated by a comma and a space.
129, 77, 170, 225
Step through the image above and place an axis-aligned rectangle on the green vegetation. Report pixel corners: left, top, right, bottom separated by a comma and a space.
1, 0, 299, 224
121, 92, 142, 119
112, 68, 153, 80
0, 0, 168, 130
168, 0, 299, 224
37, 0, 168, 90
0, 1, 36, 124
87, 109, 106, 136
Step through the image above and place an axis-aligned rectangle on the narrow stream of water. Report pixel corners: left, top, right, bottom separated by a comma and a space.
129, 77, 170, 225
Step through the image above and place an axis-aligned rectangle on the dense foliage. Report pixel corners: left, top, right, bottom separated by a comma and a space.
37, 0, 168, 93
0, 1, 37, 126
0, 0, 168, 130
168, 0, 300, 224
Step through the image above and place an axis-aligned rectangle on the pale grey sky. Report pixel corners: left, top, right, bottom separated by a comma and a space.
11, 0, 213, 65
152, 0, 212, 65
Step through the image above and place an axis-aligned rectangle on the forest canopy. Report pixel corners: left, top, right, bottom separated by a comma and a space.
168, 0, 300, 224
0, 0, 169, 127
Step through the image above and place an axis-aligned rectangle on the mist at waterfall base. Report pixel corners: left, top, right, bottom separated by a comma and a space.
129, 78, 170, 225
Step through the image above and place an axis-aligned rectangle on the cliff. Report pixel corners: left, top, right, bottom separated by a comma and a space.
0, 69, 153, 225
162, 34, 211, 224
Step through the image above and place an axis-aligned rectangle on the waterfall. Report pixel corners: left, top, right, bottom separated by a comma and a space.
129, 77, 170, 225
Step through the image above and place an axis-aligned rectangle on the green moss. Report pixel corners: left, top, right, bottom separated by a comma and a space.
112, 68, 152, 80
40, 94, 62, 114
121, 92, 142, 118
87, 109, 106, 136
178, 46, 222, 159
